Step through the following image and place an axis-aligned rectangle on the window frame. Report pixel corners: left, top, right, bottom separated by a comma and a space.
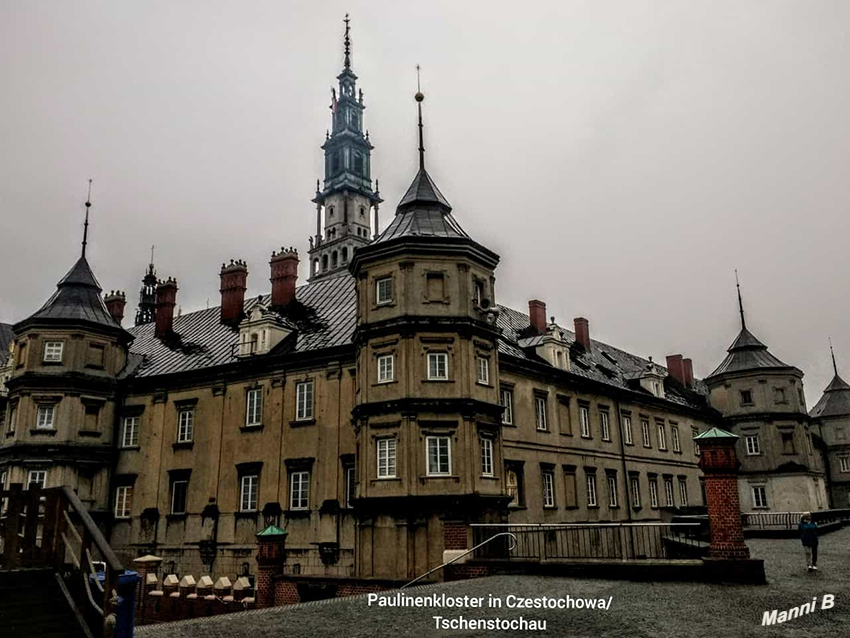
745, 434, 761, 456
376, 437, 397, 479
752, 485, 768, 509
376, 277, 393, 305
476, 356, 490, 385
657, 422, 667, 450
177, 408, 194, 443
344, 466, 356, 508
426, 435, 452, 476
480, 437, 494, 477
623, 415, 633, 445
295, 380, 314, 421
641, 419, 651, 448
839, 457, 850, 473
740, 389, 754, 406
678, 478, 688, 507
535, 396, 548, 432
500, 388, 513, 425
542, 470, 555, 508
35, 404, 56, 430
245, 388, 262, 426
377, 354, 394, 384
607, 474, 618, 508
289, 471, 310, 510
671, 425, 680, 452
122, 416, 140, 448
579, 405, 590, 438
630, 476, 641, 508
114, 486, 133, 519
649, 478, 659, 509
600, 411, 610, 441
239, 474, 259, 512
427, 352, 448, 381
586, 472, 598, 508
663, 477, 674, 507
27, 470, 47, 489
42, 341, 64, 363
170, 480, 188, 515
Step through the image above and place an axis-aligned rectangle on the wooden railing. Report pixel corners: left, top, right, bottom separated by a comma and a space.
742, 509, 850, 531
0, 484, 127, 637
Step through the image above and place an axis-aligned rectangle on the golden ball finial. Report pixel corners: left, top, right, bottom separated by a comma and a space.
415, 91, 424, 102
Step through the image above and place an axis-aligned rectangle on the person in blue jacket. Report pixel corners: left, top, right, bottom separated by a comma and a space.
798, 513, 819, 571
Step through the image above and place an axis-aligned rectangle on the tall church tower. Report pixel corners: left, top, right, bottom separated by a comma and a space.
308, 15, 382, 281
134, 248, 157, 326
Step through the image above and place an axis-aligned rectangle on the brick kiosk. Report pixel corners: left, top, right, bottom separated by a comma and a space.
256, 524, 288, 608
695, 427, 766, 584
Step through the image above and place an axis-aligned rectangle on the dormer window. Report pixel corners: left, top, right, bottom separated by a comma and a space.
43, 341, 63, 363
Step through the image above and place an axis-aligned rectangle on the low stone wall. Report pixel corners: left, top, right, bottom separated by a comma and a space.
273, 575, 408, 606
136, 572, 256, 625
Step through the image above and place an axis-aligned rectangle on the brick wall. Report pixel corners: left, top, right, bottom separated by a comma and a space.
443, 521, 468, 551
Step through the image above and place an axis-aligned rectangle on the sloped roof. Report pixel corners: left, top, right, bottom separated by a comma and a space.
375, 208, 470, 243
0, 323, 14, 367
495, 305, 709, 411
706, 327, 795, 378
17, 257, 120, 331
809, 374, 850, 419
125, 272, 355, 378
397, 168, 451, 210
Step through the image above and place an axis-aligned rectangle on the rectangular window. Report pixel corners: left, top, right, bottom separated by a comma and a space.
115, 486, 132, 519
246, 388, 262, 426
43, 341, 63, 363
535, 396, 548, 431
579, 405, 590, 437
480, 437, 494, 477
477, 356, 489, 385
586, 473, 598, 507
671, 425, 680, 452
171, 480, 188, 515
344, 466, 356, 508
426, 436, 451, 475
692, 427, 700, 455
377, 354, 394, 383
630, 476, 641, 508
427, 353, 448, 380
240, 475, 259, 512
36, 405, 55, 430
500, 388, 513, 425
649, 478, 659, 509
607, 474, 618, 508
840, 457, 850, 473
752, 485, 768, 509
740, 390, 753, 406
678, 479, 688, 507
745, 435, 760, 456
642, 419, 651, 447
623, 415, 633, 445
657, 422, 667, 450
542, 471, 555, 508
506, 466, 523, 506
663, 477, 674, 507
290, 471, 309, 510
377, 438, 397, 478
27, 470, 47, 489
122, 416, 140, 448
600, 411, 610, 441
376, 277, 393, 304
177, 409, 194, 442
296, 381, 314, 421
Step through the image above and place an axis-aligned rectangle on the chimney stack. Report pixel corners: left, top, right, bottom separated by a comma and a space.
528, 300, 546, 334
270, 248, 299, 307
683, 358, 694, 388
155, 278, 178, 338
220, 260, 248, 326
666, 354, 685, 385
104, 290, 126, 326
574, 317, 590, 350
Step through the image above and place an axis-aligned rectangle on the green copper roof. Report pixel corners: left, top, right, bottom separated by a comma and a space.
694, 426, 738, 440
257, 524, 287, 537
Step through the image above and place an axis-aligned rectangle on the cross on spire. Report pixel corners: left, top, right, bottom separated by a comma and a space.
82, 178, 93, 258
343, 14, 351, 69
735, 269, 746, 331
415, 64, 425, 170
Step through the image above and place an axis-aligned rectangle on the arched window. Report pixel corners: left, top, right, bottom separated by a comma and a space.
332, 251, 338, 268
328, 206, 334, 218
313, 259, 319, 275
359, 206, 365, 217
322, 255, 328, 271
342, 247, 348, 262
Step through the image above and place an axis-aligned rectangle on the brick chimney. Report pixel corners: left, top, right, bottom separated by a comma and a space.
683, 358, 694, 388
104, 290, 126, 326
666, 354, 685, 385
270, 248, 299, 308
155, 278, 178, 338
574, 317, 590, 350
528, 300, 546, 334
220, 260, 248, 326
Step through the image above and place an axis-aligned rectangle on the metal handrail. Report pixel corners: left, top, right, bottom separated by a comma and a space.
469, 522, 701, 528
401, 532, 517, 589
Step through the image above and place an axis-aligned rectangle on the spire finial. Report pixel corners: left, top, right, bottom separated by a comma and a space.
830, 337, 838, 376
415, 64, 425, 170
150, 244, 155, 266
735, 269, 746, 331
343, 14, 351, 69
82, 178, 93, 258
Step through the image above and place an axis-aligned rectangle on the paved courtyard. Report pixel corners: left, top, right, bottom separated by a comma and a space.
138, 527, 849, 638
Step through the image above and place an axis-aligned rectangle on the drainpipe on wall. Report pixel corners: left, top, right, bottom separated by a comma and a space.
613, 396, 635, 558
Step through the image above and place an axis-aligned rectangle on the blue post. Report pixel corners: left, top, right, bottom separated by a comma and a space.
116, 570, 140, 638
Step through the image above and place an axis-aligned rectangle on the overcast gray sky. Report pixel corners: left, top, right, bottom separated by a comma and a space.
1, 1, 848, 399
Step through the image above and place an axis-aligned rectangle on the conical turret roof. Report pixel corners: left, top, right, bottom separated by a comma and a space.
707, 327, 795, 378
810, 374, 850, 418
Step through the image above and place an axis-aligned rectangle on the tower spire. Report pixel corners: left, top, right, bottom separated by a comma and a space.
735, 269, 746, 331
830, 337, 838, 376
82, 178, 92, 258
343, 13, 351, 69
415, 65, 425, 170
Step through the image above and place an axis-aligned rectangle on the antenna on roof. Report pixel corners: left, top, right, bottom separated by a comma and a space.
415, 64, 425, 170
343, 13, 351, 69
735, 269, 746, 331
82, 179, 93, 258
830, 337, 838, 376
